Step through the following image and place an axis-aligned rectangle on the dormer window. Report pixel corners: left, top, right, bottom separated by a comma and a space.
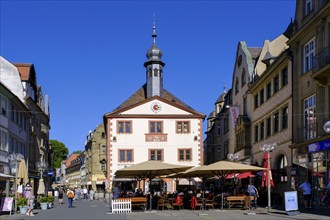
235, 77, 239, 94
241, 68, 246, 87
305, 0, 313, 16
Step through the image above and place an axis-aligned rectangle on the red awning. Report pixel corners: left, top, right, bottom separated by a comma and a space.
226, 171, 255, 179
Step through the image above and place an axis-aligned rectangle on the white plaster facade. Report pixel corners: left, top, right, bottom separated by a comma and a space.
105, 97, 204, 191
104, 25, 205, 191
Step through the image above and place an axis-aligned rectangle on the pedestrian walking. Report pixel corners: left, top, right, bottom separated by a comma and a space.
26, 185, 35, 216
83, 187, 88, 201
245, 183, 258, 209
299, 178, 312, 209
89, 188, 95, 201
67, 188, 75, 208
323, 180, 330, 207
58, 187, 64, 204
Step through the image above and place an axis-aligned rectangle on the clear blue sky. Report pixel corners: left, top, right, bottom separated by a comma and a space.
1, 0, 296, 154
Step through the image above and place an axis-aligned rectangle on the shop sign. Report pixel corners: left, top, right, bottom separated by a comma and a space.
308, 139, 330, 152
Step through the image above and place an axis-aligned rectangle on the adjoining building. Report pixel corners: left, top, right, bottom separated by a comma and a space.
288, 0, 329, 203
84, 123, 107, 192
104, 23, 205, 192
204, 0, 329, 208
0, 56, 51, 196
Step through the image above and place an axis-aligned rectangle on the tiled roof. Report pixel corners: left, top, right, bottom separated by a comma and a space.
13, 63, 33, 81
111, 83, 195, 113
65, 154, 80, 167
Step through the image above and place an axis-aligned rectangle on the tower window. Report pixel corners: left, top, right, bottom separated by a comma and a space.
154, 68, 159, 77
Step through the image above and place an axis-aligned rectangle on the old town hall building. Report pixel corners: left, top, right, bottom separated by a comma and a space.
103, 23, 205, 191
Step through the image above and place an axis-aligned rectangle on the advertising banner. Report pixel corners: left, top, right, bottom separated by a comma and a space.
229, 107, 239, 128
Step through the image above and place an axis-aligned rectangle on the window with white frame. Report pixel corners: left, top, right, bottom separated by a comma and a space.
304, 38, 315, 73
304, 95, 316, 140
282, 107, 288, 129
0, 95, 8, 117
278, 155, 288, 182
176, 121, 190, 134
305, 0, 313, 15
0, 129, 8, 151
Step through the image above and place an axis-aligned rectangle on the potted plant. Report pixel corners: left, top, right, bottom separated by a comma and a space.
47, 196, 55, 208
17, 197, 28, 214
38, 196, 49, 210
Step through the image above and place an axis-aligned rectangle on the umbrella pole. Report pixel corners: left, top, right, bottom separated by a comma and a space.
198, 177, 208, 216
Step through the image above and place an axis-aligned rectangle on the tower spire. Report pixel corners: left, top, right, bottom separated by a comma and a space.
144, 14, 165, 99
152, 13, 157, 45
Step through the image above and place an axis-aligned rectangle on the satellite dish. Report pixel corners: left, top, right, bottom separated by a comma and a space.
324, 121, 330, 133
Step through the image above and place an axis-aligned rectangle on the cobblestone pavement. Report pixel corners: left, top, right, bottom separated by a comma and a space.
1, 198, 329, 220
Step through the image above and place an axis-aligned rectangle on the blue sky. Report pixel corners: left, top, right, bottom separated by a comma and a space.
0, 0, 296, 154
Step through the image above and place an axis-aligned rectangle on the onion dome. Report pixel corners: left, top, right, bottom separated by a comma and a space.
146, 20, 163, 61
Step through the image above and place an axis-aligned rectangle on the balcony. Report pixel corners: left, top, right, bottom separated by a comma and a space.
313, 46, 330, 75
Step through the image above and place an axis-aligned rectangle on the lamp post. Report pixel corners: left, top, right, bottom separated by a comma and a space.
259, 143, 277, 212
227, 152, 240, 161
8, 153, 24, 213
227, 153, 240, 195
323, 121, 330, 134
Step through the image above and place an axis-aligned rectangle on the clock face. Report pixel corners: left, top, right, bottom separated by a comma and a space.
150, 102, 162, 113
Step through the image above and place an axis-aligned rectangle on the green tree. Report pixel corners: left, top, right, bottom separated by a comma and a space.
72, 150, 82, 154
50, 140, 69, 168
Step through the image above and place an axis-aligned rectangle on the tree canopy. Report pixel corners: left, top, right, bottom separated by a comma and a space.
50, 140, 69, 168
72, 150, 82, 154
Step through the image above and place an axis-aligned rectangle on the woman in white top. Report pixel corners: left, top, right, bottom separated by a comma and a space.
26, 186, 35, 216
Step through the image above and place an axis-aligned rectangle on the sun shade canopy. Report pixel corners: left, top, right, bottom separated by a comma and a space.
114, 160, 193, 181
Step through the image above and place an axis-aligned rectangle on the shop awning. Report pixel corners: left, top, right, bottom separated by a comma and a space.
226, 171, 255, 179
0, 173, 14, 179
113, 178, 134, 182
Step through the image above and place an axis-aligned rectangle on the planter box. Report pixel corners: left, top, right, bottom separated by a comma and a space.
40, 202, 48, 210
19, 206, 29, 214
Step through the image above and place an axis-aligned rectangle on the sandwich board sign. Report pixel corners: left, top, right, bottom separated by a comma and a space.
284, 191, 300, 216
0, 197, 13, 215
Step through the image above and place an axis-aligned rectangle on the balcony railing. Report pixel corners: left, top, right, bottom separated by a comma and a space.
313, 46, 330, 73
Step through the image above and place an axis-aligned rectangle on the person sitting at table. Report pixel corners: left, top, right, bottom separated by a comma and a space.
190, 193, 198, 210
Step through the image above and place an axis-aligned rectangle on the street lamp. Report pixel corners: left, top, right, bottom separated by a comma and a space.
259, 142, 277, 212
227, 152, 240, 161
324, 121, 330, 133
8, 153, 24, 213
36, 161, 48, 179
227, 152, 240, 194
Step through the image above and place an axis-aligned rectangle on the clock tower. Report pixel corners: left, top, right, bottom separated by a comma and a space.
144, 19, 165, 99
